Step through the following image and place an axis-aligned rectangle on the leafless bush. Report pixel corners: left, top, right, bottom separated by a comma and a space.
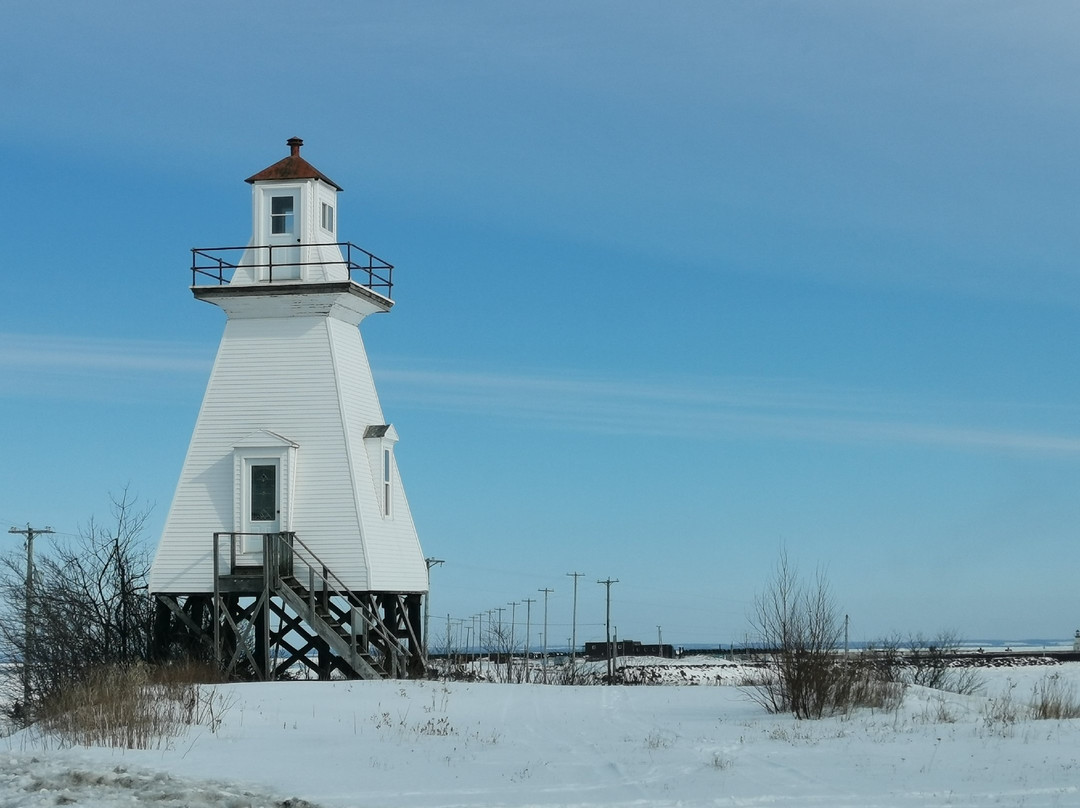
745, 554, 908, 718
905, 632, 982, 695
746, 552, 850, 719
1, 489, 156, 724
859, 632, 982, 697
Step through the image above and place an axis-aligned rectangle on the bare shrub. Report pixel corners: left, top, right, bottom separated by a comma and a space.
1029, 673, 1080, 720
861, 632, 982, 697
745, 554, 909, 718
551, 662, 604, 686
736, 668, 772, 688
905, 632, 982, 695
746, 552, 847, 719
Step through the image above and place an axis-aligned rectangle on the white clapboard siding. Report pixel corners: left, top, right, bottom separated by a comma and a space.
150, 303, 426, 595
329, 318, 428, 592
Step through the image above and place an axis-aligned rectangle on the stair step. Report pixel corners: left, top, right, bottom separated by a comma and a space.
271, 566, 409, 681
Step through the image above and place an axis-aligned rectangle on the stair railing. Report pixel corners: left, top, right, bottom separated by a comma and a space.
265, 531, 407, 671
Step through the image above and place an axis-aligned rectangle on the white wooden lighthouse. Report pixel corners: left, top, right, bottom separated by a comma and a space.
149, 138, 428, 679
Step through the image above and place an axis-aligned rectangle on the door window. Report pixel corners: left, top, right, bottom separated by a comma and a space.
250, 464, 277, 523
270, 196, 295, 235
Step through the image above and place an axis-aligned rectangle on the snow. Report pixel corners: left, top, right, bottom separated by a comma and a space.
3, 658, 1080, 807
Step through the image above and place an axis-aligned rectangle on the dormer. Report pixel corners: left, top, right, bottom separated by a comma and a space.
363, 424, 399, 519
233, 137, 348, 285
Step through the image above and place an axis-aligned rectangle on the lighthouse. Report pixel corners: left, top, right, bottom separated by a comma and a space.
149, 139, 427, 680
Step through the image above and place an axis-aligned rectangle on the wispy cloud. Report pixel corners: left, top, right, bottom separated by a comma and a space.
0, 334, 211, 374
378, 365, 1080, 455
0, 334, 212, 403
7, 334, 1075, 455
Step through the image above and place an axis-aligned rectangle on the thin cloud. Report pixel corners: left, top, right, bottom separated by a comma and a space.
379, 365, 1080, 455
6, 335, 1075, 455
0, 334, 212, 404
0, 334, 211, 374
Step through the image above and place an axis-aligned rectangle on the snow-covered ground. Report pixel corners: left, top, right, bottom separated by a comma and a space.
3, 657, 1080, 807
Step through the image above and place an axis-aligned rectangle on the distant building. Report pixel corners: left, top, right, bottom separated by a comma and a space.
584, 640, 675, 660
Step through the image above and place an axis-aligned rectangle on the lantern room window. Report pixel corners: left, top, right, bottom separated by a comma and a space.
321, 202, 335, 234
271, 196, 295, 235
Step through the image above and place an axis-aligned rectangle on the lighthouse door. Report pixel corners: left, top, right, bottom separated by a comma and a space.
266, 190, 301, 281
241, 459, 281, 561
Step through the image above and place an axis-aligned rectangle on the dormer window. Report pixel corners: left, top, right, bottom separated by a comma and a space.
382, 448, 393, 517
321, 202, 335, 234
271, 196, 295, 235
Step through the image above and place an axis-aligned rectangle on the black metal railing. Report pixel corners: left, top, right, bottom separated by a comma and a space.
191, 242, 393, 298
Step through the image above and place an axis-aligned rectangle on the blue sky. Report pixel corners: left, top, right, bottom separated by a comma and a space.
3, 2, 1080, 647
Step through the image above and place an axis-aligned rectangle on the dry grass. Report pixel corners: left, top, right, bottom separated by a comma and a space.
836, 664, 906, 714
1029, 673, 1080, 720
982, 682, 1020, 735
39, 662, 232, 749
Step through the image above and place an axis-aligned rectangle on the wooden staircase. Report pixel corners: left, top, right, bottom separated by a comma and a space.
274, 574, 384, 680
210, 531, 421, 681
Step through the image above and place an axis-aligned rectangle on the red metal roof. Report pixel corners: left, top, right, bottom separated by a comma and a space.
245, 137, 343, 191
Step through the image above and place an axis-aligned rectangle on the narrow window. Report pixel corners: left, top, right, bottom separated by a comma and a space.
250, 464, 277, 522
383, 448, 392, 517
321, 202, 335, 234
271, 196, 294, 235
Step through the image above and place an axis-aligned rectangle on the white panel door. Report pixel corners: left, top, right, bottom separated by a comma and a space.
266, 190, 301, 280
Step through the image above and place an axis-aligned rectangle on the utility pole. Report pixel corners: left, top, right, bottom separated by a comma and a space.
522, 597, 535, 683
446, 613, 452, 664
657, 625, 663, 654
494, 606, 505, 670
507, 601, 519, 681
9, 524, 53, 705
566, 571, 584, 670
423, 557, 444, 663
597, 577, 619, 683
538, 587, 554, 682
